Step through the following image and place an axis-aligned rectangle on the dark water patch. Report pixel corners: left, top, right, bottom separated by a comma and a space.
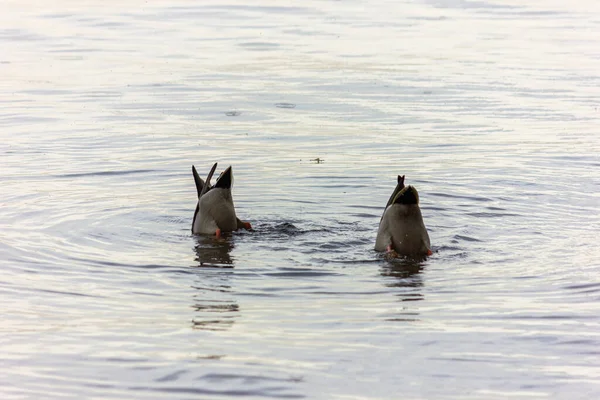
453, 234, 482, 242
131, 366, 160, 371
347, 204, 384, 211
308, 290, 392, 296
225, 111, 241, 116
260, 285, 324, 292
262, 270, 341, 278
510, 335, 561, 345
486, 206, 507, 211
132, 386, 304, 399
56, 169, 159, 178
129, 291, 165, 297
197, 354, 225, 360
105, 357, 149, 363
494, 314, 586, 320
563, 282, 600, 294
192, 319, 235, 331
193, 304, 239, 312
301, 241, 349, 252
338, 258, 382, 265
436, 249, 469, 259
467, 212, 520, 218
191, 285, 233, 293
385, 318, 419, 322
557, 339, 599, 346
429, 356, 490, 363
381, 262, 424, 279
155, 369, 188, 383
512, 275, 540, 280
398, 294, 424, 302
261, 245, 291, 252
91, 259, 184, 272
275, 103, 296, 109
84, 382, 117, 389
350, 212, 380, 218
421, 206, 449, 211
252, 222, 333, 239
25, 288, 104, 298
258, 222, 301, 235
429, 192, 493, 202
191, 308, 238, 330
342, 238, 372, 246
237, 292, 279, 298
193, 239, 234, 268
279, 198, 318, 205
192, 263, 234, 269
199, 373, 303, 384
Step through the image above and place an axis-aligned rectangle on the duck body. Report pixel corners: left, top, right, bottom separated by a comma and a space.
191, 163, 251, 236
375, 175, 431, 257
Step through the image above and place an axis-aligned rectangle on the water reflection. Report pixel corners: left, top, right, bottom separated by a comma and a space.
191, 298, 239, 331
381, 259, 425, 322
191, 237, 239, 330
380, 258, 424, 288
193, 236, 235, 268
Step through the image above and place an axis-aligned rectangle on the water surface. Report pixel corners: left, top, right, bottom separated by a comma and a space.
1, 0, 600, 399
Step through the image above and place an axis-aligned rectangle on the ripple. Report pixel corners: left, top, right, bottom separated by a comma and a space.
155, 369, 188, 383
429, 192, 493, 202
129, 386, 304, 399
453, 234, 482, 242
239, 42, 280, 51
262, 269, 341, 278
467, 212, 520, 218
56, 169, 158, 178
2, 1, 599, 399
275, 103, 296, 109
564, 283, 600, 294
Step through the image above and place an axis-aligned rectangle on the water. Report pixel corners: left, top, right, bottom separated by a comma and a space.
2, 0, 599, 398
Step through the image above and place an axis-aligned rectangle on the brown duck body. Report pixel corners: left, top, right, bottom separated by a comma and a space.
375, 176, 431, 257
193, 186, 238, 234
191, 164, 250, 235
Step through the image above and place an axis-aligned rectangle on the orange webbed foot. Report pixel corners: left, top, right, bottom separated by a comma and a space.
243, 221, 252, 230
385, 245, 399, 259
215, 228, 222, 239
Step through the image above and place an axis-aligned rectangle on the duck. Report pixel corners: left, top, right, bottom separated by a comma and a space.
191, 163, 251, 237
375, 175, 432, 257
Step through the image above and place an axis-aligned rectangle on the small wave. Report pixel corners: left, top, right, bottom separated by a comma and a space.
155, 369, 188, 383
467, 212, 520, 218
453, 234, 482, 242
564, 282, 600, 294
275, 102, 296, 109
429, 192, 493, 202
56, 169, 158, 178
31, 288, 104, 298
262, 269, 342, 278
